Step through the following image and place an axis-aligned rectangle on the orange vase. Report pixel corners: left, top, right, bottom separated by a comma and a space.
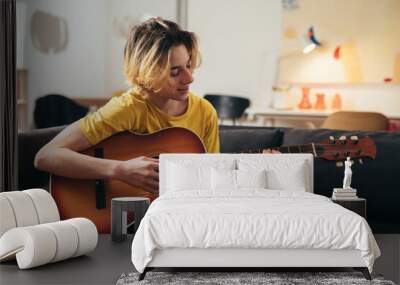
298, 87, 312, 109
331, 93, 342, 110
314, 93, 326, 110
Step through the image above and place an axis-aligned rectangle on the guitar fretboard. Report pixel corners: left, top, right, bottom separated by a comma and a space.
274, 144, 317, 157
243, 143, 317, 157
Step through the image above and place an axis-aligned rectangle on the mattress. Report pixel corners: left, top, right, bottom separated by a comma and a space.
131, 190, 380, 273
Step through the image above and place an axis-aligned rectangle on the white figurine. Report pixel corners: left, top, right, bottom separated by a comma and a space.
342, 157, 353, 189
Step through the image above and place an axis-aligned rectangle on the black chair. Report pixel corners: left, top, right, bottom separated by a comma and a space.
204, 94, 250, 125
34, 94, 89, 129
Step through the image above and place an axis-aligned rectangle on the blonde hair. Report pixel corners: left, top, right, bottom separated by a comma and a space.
123, 17, 201, 94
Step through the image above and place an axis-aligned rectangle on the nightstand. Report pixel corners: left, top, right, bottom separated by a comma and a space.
331, 198, 366, 219
111, 197, 150, 242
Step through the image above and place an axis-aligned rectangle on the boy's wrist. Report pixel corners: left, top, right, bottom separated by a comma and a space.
107, 160, 123, 180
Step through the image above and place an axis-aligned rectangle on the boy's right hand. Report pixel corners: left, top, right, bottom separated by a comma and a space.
114, 156, 159, 194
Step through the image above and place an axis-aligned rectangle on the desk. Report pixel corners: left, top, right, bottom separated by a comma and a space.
246, 108, 400, 128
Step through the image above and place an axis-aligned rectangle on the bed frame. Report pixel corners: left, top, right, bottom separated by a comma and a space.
137, 154, 372, 281
139, 248, 371, 280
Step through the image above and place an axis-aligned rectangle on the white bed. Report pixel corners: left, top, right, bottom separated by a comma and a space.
131, 154, 380, 280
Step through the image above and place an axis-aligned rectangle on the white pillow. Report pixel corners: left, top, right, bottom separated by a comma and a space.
167, 162, 212, 191
238, 158, 308, 192
211, 168, 236, 190
237, 169, 267, 188
165, 158, 237, 193
266, 163, 307, 191
211, 169, 267, 190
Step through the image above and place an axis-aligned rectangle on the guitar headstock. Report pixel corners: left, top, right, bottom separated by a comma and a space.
316, 135, 376, 163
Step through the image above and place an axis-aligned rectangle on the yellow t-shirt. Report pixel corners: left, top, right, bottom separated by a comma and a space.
79, 91, 220, 153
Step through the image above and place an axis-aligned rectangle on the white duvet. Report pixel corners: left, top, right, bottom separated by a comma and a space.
131, 190, 380, 273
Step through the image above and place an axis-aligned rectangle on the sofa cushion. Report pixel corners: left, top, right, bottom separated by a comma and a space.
219, 127, 283, 153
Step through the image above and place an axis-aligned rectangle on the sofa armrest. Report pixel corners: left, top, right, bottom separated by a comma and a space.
18, 126, 65, 190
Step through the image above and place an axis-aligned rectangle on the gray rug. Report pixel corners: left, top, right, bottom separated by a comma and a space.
116, 271, 396, 285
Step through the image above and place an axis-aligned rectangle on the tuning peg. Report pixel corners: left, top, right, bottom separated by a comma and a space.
336, 161, 344, 167
350, 135, 359, 144
358, 158, 363, 164
329, 136, 335, 141
339, 136, 346, 140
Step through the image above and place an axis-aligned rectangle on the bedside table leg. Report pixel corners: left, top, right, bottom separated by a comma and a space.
354, 267, 371, 280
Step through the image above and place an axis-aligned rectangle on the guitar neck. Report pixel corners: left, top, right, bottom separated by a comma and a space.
237, 136, 376, 162
246, 143, 317, 157
273, 144, 317, 157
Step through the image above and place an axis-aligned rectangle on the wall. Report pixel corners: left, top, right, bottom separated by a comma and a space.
16, 0, 400, 129
105, 0, 178, 96
186, 0, 400, 119
16, 0, 177, 128
17, 0, 108, 128
187, 0, 282, 107
280, 0, 400, 84
273, 0, 400, 121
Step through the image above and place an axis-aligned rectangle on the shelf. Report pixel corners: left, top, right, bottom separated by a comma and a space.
277, 82, 400, 89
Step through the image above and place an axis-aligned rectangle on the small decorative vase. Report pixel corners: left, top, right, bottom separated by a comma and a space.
331, 93, 342, 110
298, 87, 312, 109
314, 93, 326, 110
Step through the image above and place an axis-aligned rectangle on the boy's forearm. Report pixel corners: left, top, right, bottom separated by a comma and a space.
35, 147, 120, 180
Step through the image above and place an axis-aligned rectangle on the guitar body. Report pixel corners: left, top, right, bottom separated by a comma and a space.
50, 127, 206, 233
51, 127, 375, 234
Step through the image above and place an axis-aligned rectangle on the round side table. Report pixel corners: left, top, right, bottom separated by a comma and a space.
111, 197, 150, 242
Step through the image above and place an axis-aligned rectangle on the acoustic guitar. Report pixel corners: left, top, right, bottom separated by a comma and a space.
50, 127, 376, 233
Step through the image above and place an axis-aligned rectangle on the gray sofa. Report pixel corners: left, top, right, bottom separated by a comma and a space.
18, 125, 400, 234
